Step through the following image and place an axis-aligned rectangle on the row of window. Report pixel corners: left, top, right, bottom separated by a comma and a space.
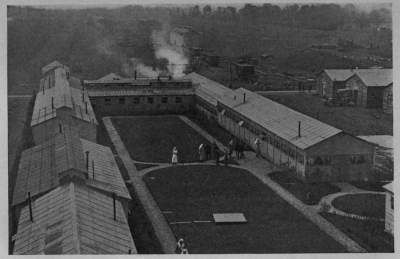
104, 96, 183, 105
221, 105, 305, 164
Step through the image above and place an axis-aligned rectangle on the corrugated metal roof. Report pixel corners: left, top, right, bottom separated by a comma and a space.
81, 139, 131, 200
87, 88, 194, 97
184, 72, 234, 106
12, 129, 86, 206
13, 182, 137, 254
31, 68, 97, 126
323, 69, 355, 81
354, 69, 392, 87
219, 88, 342, 150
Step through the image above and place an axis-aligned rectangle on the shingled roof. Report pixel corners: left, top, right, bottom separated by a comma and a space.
13, 182, 137, 255
219, 88, 342, 150
13, 130, 131, 207
323, 69, 355, 82
354, 69, 392, 87
12, 129, 86, 207
31, 67, 97, 127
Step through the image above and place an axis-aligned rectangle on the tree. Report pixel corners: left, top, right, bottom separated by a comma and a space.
203, 5, 212, 16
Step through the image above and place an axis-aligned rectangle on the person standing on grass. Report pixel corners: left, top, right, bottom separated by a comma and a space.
205, 144, 211, 160
224, 148, 229, 166
171, 146, 178, 165
228, 138, 235, 159
254, 137, 261, 158
198, 143, 205, 162
213, 143, 220, 166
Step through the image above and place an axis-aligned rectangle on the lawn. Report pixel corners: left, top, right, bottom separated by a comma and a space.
321, 212, 394, 252
332, 194, 385, 219
112, 116, 212, 163
144, 165, 346, 253
264, 93, 392, 136
269, 171, 341, 205
350, 181, 386, 192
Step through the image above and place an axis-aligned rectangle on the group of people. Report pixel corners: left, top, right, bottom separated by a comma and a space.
171, 136, 254, 166
175, 238, 189, 254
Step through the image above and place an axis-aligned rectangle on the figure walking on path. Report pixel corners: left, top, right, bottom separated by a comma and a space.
213, 142, 220, 166
171, 146, 178, 165
254, 137, 261, 158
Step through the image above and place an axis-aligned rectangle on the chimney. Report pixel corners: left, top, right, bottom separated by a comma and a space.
134, 70, 137, 80
59, 123, 63, 133
85, 151, 89, 171
92, 160, 95, 180
298, 121, 301, 137
128, 249, 132, 254
85, 102, 88, 114
243, 93, 246, 103
113, 193, 117, 221
28, 192, 33, 222
51, 97, 54, 110
82, 92, 84, 102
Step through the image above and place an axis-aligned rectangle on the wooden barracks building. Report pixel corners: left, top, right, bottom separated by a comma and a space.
186, 72, 376, 183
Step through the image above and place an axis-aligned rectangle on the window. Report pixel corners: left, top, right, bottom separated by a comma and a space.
105, 98, 111, 105
391, 195, 394, 210
350, 155, 366, 164
162, 97, 168, 103
147, 97, 154, 104
133, 97, 140, 104
175, 97, 182, 103
119, 97, 125, 104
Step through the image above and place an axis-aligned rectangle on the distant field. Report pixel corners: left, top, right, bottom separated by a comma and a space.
264, 93, 392, 136
112, 116, 212, 163
144, 165, 346, 253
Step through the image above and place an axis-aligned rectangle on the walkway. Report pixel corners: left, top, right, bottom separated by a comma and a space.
103, 117, 177, 254
104, 115, 366, 253
319, 191, 385, 222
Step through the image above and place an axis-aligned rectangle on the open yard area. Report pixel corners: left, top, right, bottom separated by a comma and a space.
321, 212, 393, 252
112, 116, 212, 163
332, 194, 385, 219
144, 165, 346, 253
264, 93, 392, 136
269, 171, 341, 205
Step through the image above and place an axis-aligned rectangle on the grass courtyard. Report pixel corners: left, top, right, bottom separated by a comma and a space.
144, 165, 346, 253
332, 194, 385, 219
112, 116, 212, 163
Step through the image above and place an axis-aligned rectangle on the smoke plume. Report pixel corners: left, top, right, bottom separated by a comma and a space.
151, 28, 188, 78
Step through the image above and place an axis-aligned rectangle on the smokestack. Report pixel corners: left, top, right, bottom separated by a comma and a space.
134, 70, 137, 80
85, 151, 89, 171
243, 93, 246, 103
92, 160, 95, 180
59, 123, 62, 133
28, 192, 33, 222
298, 121, 301, 137
51, 97, 54, 110
113, 193, 116, 221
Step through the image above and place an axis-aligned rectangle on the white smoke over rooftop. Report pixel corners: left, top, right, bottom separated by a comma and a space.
152, 27, 188, 78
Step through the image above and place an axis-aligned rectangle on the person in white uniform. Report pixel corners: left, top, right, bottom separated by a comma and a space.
172, 146, 178, 165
